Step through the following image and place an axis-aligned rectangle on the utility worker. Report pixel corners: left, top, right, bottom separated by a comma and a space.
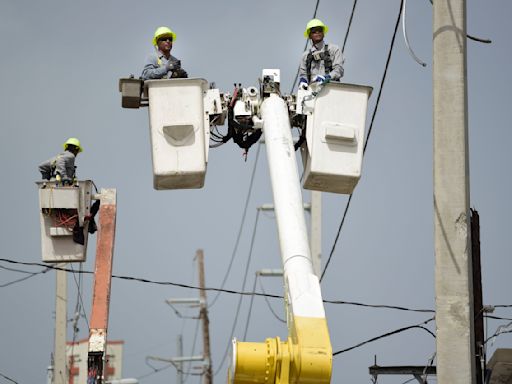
141, 26, 188, 80
298, 19, 344, 89
39, 138, 82, 185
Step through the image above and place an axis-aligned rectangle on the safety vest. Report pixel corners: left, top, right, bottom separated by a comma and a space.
306, 44, 333, 82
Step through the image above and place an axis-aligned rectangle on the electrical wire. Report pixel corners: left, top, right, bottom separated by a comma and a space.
341, 0, 358, 54
241, 274, 259, 341
426, 0, 491, 44
69, 264, 89, 329
421, 351, 436, 384
136, 362, 174, 380
214, 210, 260, 376
6, 259, 511, 318
258, 278, 286, 323
321, 0, 404, 283
0, 266, 50, 288
485, 320, 512, 346
402, 0, 427, 67
332, 316, 435, 356
182, 318, 201, 383
0, 264, 42, 274
208, 142, 261, 308
0, 372, 18, 384
290, 0, 320, 93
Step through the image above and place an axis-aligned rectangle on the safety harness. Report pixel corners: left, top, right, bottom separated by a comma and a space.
306, 44, 332, 82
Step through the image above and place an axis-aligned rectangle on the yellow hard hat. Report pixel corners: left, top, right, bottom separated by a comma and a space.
152, 26, 177, 45
304, 18, 329, 38
63, 137, 83, 152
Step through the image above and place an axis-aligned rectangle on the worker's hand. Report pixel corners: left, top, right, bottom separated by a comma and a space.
166, 60, 181, 72
171, 68, 188, 78
314, 75, 331, 84
55, 174, 62, 183
299, 77, 308, 90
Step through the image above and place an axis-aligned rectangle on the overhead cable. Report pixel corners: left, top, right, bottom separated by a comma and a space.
0, 266, 50, 288
258, 278, 286, 323
341, 0, 358, 54
290, 0, 321, 93
332, 316, 435, 356
402, 0, 427, 67
321, 0, 404, 282
214, 210, 260, 376
0, 372, 18, 384
426, 0, 491, 44
208, 143, 261, 308
0, 258, 445, 314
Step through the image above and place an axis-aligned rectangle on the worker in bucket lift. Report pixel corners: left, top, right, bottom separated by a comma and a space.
141, 26, 188, 80
298, 19, 344, 90
38, 137, 82, 186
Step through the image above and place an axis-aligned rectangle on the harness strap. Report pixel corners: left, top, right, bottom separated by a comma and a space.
306, 44, 332, 82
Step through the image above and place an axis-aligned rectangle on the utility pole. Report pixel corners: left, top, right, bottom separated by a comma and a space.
196, 249, 213, 384
258, 190, 322, 279
88, 189, 117, 384
176, 335, 183, 384
53, 264, 67, 384
433, 1, 476, 383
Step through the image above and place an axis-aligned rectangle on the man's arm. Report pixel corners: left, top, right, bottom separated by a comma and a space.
141, 55, 169, 80
54, 152, 75, 183
328, 45, 344, 81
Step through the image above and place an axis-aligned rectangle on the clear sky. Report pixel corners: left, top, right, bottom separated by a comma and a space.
1, 0, 511, 383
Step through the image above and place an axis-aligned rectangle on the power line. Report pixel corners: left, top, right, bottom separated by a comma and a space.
341, 0, 358, 54
241, 274, 258, 341
214, 210, 260, 376
0, 372, 18, 384
0, 266, 50, 288
321, 0, 405, 282
4, 259, 510, 316
290, 0, 320, 93
208, 142, 261, 308
332, 316, 435, 356
0, 258, 484, 313
258, 278, 286, 323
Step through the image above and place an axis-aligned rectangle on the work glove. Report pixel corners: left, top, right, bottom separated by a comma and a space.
166, 60, 181, 71
298, 77, 308, 90
55, 174, 62, 183
166, 60, 181, 72
314, 74, 331, 84
171, 68, 188, 78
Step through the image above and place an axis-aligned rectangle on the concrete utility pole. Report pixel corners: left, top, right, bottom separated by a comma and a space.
176, 335, 183, 384
433, 1, 476, 383
257, 190, 322, 279
54, 266, 68, 384
197, 249, 213, 384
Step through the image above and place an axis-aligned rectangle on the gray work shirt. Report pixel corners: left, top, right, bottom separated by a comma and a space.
38, 151, 76, 181
299, 41, 344, 82
141, 51, 181, 80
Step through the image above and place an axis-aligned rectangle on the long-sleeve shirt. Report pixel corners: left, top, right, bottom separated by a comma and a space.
141, 51, 182, 80
38, 151, 76, 182
299, 41, 344, 82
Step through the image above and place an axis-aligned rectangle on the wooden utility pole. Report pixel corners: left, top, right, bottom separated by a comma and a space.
433, 0, 476, 382
197, 249, 213, 384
